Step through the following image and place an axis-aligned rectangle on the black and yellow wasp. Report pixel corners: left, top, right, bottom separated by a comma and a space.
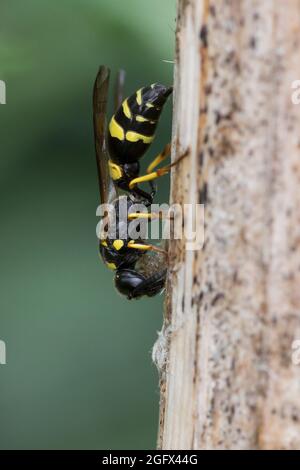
93, 65, 174, 299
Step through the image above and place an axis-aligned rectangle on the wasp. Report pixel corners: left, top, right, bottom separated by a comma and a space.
93, 65, 174, 299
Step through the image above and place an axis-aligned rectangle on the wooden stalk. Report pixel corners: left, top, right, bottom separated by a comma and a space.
153, 0, 300, 450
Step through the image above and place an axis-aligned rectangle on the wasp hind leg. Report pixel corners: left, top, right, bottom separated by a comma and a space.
128, 144, 187, 190
146, 143, 171, 174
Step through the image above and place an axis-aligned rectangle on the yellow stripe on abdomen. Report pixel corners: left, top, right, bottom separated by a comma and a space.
109, 116, 125, 141
136, 88, 142, 106
125, 131, 154, 144
135, 115, 156, 124
122, 99, 132, 119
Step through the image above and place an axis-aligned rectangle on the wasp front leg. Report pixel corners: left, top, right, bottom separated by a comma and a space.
126, 240, 167, 255
127, 211, 173, 221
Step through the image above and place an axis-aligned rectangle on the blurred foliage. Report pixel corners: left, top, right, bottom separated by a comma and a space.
0, 0, 176, 449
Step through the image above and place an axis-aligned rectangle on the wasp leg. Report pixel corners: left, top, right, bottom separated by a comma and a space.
126, 143, 172, 203
115, 268, 167, 299
127, 241, 167, 255
128, 148, 187, 190
128, 212, 171, 220
147, 143, 171, 174
146, 144, 170, 198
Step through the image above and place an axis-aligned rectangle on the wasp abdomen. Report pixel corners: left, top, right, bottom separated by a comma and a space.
107, 84, 172, 164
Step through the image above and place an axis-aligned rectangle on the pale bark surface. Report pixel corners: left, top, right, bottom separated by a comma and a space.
153, 0, 300, 450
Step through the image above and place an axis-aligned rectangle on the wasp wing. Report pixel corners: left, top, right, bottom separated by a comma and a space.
93, 65, 117, 205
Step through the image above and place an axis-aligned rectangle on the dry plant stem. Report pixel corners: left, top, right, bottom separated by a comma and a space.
153, 0, 300, 450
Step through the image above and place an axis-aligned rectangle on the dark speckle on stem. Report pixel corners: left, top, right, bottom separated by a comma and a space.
211, 293, 225, 306
199, 182, 208, 204
249, 36, 257, 49
200, 24, 208, 48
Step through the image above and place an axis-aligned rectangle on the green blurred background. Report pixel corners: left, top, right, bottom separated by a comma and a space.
0, 0, 176, 449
